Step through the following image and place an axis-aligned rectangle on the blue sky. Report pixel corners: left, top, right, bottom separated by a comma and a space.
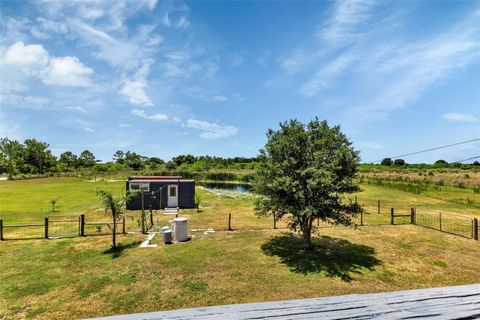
0, 0, 479, 163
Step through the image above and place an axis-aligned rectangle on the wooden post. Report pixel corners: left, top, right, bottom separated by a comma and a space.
360, 209, 364, 226
80, 214, 85, 236
273, 213, 277, 229
228, 213, 232, 231
44, 217, 49, 239
410, 208, 415, 225
123, 216, 126, 234
0, 219, 3, 241
378, 200, 380, 214
439, 212, 442, 231
390, 208, 394, 225
141, 191, 145, 234
473, 218, 478, 241
150, 209, 154, 227
317, 217, 320, 226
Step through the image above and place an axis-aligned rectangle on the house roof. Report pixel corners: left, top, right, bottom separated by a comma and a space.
129, 179, 194, 183
128, 176, 182, 180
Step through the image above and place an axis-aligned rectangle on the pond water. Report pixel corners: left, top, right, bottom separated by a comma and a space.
199, 182, 252, 193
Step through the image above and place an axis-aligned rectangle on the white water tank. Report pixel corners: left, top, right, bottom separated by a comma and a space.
172, 217, 189, 242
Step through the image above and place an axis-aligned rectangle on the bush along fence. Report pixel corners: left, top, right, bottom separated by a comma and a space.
0, 214, 138, 241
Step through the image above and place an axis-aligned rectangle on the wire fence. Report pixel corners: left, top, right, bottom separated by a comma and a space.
1, 200, 478, 242
0, 214, 140, 240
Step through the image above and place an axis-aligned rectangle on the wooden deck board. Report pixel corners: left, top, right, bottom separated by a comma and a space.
90, 284, 480, 320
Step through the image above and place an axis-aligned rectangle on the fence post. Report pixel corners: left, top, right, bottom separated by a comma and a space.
123, 216, 126, 234
378, 200, 381, 214
0, 219, 3, 241
439, 212, 442, 232
317, 217, 320, 226
410, 208, 415, 225
44, 217, 49, 239
80, 214, 85, 236
360, 209, 364, 226
390, 208, 394, 225
228, 213, 232, 231
273, 213, 277, 229
473, 218, 478, 241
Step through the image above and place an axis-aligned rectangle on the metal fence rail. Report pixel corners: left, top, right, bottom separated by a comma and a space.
415, 210, 477, 239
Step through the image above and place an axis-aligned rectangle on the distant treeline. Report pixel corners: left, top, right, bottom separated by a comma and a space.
0, 137, 258, 180
359, 158, 480, 172
1, 137, 478, 180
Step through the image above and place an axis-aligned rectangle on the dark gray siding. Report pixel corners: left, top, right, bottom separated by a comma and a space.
126, 181, 195, 210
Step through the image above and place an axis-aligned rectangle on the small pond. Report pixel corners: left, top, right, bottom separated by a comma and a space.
199, 181, 252, 193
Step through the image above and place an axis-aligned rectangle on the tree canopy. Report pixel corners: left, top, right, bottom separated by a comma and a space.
254, 118, 360, 249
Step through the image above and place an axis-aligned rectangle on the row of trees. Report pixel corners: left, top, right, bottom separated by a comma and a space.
0, 138, 101, 179
0, 137, 260, 180
379, 157, 479, 168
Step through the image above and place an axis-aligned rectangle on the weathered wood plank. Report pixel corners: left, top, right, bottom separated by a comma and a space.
89, 284, 480, 320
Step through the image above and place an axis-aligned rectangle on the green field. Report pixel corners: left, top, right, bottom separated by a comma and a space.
0, 177, 479, 319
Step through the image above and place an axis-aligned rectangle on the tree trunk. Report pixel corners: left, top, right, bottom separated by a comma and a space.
303, 227, 312, 249
8, 158, 13, 180
112, 216, 117, 249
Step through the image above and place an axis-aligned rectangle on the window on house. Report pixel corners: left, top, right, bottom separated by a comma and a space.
130, 182, 150, 192
169, 186, 176, 197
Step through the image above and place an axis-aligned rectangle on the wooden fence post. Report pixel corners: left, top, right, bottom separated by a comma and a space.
44, 217, 49, 239
390, 208, 394, 225
80, 214, 85, 236
228, 213, 232, 231
273, 213, 277, 229
410, 208, 415, 225
0, 219, 3, 241
439, 212, 442, 232
123, 216, 126, 234
378, 200, 380, 214
360, 209, 364, 226
473, 218, 478, 241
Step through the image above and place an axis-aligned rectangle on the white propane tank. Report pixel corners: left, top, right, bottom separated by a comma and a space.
172, 217, 188, 242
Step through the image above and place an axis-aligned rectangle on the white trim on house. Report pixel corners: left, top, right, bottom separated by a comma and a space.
130, 182, 150, 192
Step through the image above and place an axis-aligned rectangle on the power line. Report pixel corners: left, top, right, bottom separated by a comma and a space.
371, 138, 480, 163
453, 155, 480, 163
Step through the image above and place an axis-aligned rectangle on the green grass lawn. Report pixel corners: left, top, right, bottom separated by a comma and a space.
0, 177, 479, 319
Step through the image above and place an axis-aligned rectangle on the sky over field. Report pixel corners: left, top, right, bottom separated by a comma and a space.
1, 0, 479, 162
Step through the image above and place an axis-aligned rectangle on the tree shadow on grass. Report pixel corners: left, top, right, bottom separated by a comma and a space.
261, 233, 381, 281
103, 241, 142, 259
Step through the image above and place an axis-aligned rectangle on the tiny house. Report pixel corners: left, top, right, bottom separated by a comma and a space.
126, 176, 195, 210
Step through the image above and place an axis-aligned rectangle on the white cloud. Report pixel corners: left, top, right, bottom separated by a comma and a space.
43, 56, 93, 86
317, 0, 376, 44
212, 95, 228, 102
84, 127, 95, 132
186, 119, 238, 139
442, 113, 478, 123
3, 42, 49, 74
120, 59, 154, 106
68, 106, 87, 113
119, 123, 131, 127
3, 42, 93, 87
131, 108, 167, 121
300, 53, 356, 96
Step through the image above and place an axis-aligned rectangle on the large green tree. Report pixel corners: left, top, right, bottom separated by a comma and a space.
23, 138, 55, 174
0, 138, 23, 179
79, 150, 96, 167
254, 118, 360, 249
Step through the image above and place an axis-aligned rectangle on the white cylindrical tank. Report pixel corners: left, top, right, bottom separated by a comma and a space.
172, 217, 188, 242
